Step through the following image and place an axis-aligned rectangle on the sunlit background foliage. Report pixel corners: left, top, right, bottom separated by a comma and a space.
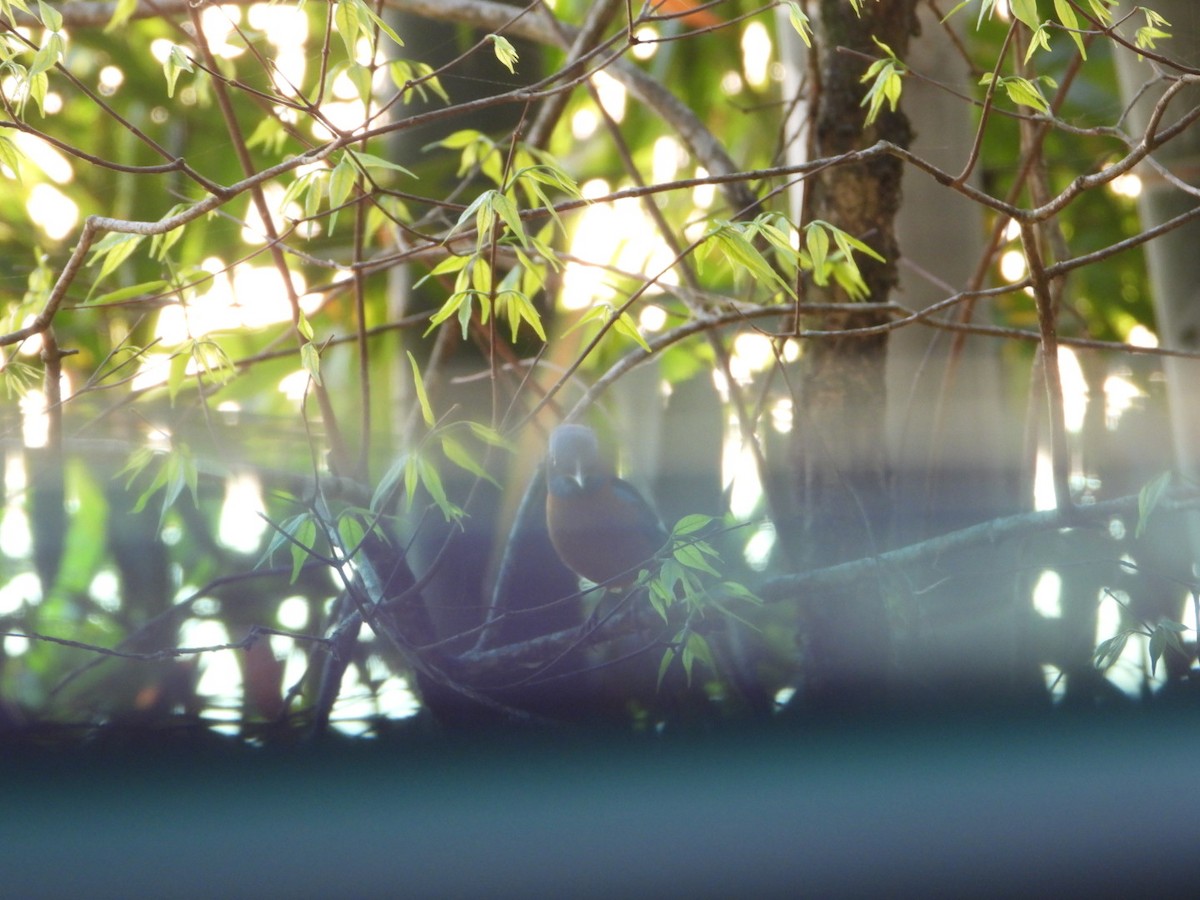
1, 0, 1195, 741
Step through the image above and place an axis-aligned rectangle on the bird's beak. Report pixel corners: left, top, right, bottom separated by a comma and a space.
569, 458, 585, 489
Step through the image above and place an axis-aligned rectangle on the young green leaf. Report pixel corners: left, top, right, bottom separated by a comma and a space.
337, 514, 366, 559
1135, 8, 1171, 51
611, 309, 650, 352
328, 153, 357, 212
440, 436, 498, 486
1009, 0, 1040, 31
859, 39, 905, 126
371, 453, 410, 513
288, 516, 318, 583
674, 542, 721, 577
785, 2, 812, 46
806, 222, 830, 283
333, 0, 361, 60
489, 35, 519, 73
348, 150, 417, 180
163, 44, 194, 99
407, 350, 436, 427
1135, 471, 1171, 539
301, 342, 322, 386
86, 232, 144, 288
417, 455, 463, 522
0, 135, 26, 181
1052, 0, 1086, 59
297, 309, 315, 342
673, 514, 715, 536
1092, 633, 1129, 671
91, 280, 170, 306
656, 647, 676, 690
37, 0, 61, 32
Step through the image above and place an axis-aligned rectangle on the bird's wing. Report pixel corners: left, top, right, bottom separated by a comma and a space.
611, 477, 669, 550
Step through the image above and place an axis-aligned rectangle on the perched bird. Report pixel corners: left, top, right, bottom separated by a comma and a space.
545, 425, 668, 588
655, 0, 723, 30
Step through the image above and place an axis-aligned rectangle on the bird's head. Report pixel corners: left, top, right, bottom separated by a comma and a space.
547, 424, 605, 494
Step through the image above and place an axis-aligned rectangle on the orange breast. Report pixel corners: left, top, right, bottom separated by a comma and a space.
546, 480, 667, 586
655, 0, 722, 29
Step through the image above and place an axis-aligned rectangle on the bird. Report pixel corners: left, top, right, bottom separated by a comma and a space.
655, 0, 723, 30
545, 424, 669, 588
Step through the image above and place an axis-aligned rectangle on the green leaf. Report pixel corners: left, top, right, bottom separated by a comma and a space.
1092, 632, 1128, 670
611, 309, 649, 351
498, 290, 547, 342
674, 542, 721, 577
389, 59, 448, 104
673, 514, 715, 536
703, 221, 795, 299
445, 191, 491, 246
150, 205, 189, 260
428, 128, 488, 155
441, 436, 498, 486
1009, 0, 1040, 31
163, 44, 193, 99
338, 514, 366, 558
1085, 0, 1115, 25
259, 512, 317, 581
417, 455, 461, 521
859, 39, 904, 126
246, 117, 288, 156
827, 222, 886, 264
1135, 8, 1171, 51
1148, 627, 1164, 677
407, 350, 435, 427
371, 453, 409, 512
29, 33, 63, 81
785, 2, 812, 46
657, 647, 676, 691
328, 154, 357, 211
491, 191, 529, 248
90, 280, 170, 306
0, 135, 26, 180
988, 75, 1050, 114
1159, 618, 1189, 634
356, 0, 406, 49
648, 580, 672, 623
489, 34, 519, 73
1135, 471, 1171, 539
719, 580, 763, 606
297, 309, 315, 341
1024, 23, 1053, 63
37, 0, 60, 31
426, 290, 476, 339
193, 339, 234, 385
301, 342, 322, 386
414, 253, 470, 290
119, 446, 157, 489
25, 70, 49, 117
348, 150, 417, 180
103, 0, 138, 30
686, 632, 715, 672
470, 256, 494, 296
467, 422, 515, 451
289, 517, 317, 583
333, 0, 360, 60
1053, 0, 1086, 59
806, 223, 830, 283
157, 446, 199, 531
86, 232, 144, 289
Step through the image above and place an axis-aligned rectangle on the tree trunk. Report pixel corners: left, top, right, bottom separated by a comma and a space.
783, 0, 920, 712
